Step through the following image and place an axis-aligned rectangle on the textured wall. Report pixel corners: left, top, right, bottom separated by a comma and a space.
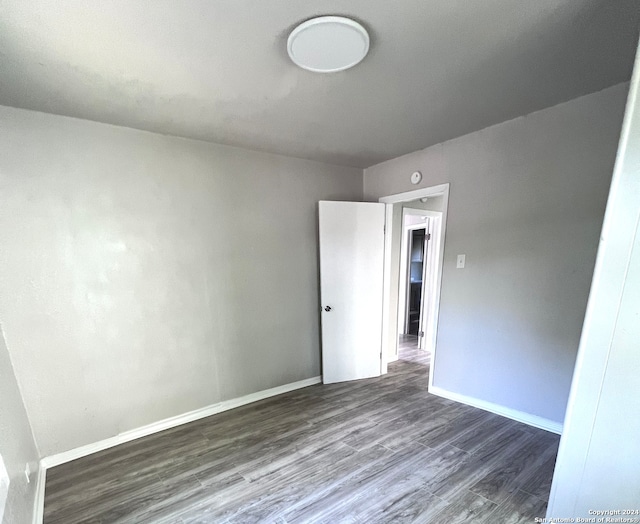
0, 106, 362, 457
364, 84, 628, 425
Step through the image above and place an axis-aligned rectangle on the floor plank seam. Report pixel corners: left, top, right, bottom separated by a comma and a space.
518, 485, 549, 503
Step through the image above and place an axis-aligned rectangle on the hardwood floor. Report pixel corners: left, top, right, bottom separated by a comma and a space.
44, 342, 559, 523
398, 334, 430, 365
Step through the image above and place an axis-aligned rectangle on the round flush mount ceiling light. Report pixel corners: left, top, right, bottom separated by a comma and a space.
287, 16, 370, 73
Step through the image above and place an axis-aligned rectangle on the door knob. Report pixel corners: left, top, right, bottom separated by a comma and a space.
324, 306, 332, 312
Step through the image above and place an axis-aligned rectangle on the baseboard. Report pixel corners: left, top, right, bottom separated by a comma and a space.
429, 385, 563, 435
40, 375, 322, 470
32, 465, 46, 524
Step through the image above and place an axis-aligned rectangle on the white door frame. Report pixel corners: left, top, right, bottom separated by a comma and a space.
379, 183, 449, 390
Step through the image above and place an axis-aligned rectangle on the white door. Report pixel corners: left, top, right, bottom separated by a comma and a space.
319, 201, 386, 384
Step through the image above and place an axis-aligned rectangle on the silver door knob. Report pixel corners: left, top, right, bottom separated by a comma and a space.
324, 306, 332, 312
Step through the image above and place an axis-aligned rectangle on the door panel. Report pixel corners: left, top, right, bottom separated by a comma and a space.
319, 201, 385, 384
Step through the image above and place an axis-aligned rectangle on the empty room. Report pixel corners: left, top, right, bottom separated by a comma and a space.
1, 1, 639, 523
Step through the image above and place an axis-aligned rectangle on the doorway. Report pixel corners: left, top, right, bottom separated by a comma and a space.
405, 226, 426, 336
379, 184, 449, 387
397, 213, 429, 365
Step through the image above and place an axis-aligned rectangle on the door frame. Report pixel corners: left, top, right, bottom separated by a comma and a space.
379, 183, 449, 390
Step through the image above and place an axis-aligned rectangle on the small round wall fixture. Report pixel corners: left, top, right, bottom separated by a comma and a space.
411, 171, 422, 185
287, 16, 370, 73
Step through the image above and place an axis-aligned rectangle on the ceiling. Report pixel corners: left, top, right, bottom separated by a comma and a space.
0, 1, 638, 168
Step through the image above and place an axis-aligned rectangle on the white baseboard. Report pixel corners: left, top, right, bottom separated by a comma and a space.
40, 375, 322, 470
32, 465, 46, 524
429, 385, 563, 435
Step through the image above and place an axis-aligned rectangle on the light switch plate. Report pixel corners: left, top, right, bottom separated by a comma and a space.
456, 254, 466, 268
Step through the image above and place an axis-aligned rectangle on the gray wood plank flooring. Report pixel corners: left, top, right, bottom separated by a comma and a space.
44, 337, 559, 523
398, 335, 430, 365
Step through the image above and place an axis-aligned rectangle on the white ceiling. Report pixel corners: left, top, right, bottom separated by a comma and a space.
0, 1, 637, 167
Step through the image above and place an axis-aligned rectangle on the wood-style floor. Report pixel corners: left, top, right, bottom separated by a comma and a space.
43, 338, 559, 523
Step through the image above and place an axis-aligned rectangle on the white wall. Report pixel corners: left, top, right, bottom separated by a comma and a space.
364, 84, 628, 426
405, 195, 445, 213
0, 106, 362, 457
547, 41, 640, 518
0, 327, 39, 524
404, 214, 428, 227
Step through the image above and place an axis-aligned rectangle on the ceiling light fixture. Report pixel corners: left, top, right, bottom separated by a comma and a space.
287, 16, 370, 73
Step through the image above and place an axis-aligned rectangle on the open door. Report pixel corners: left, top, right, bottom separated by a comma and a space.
418, 214, 442, 352
319, 201, 385, 384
